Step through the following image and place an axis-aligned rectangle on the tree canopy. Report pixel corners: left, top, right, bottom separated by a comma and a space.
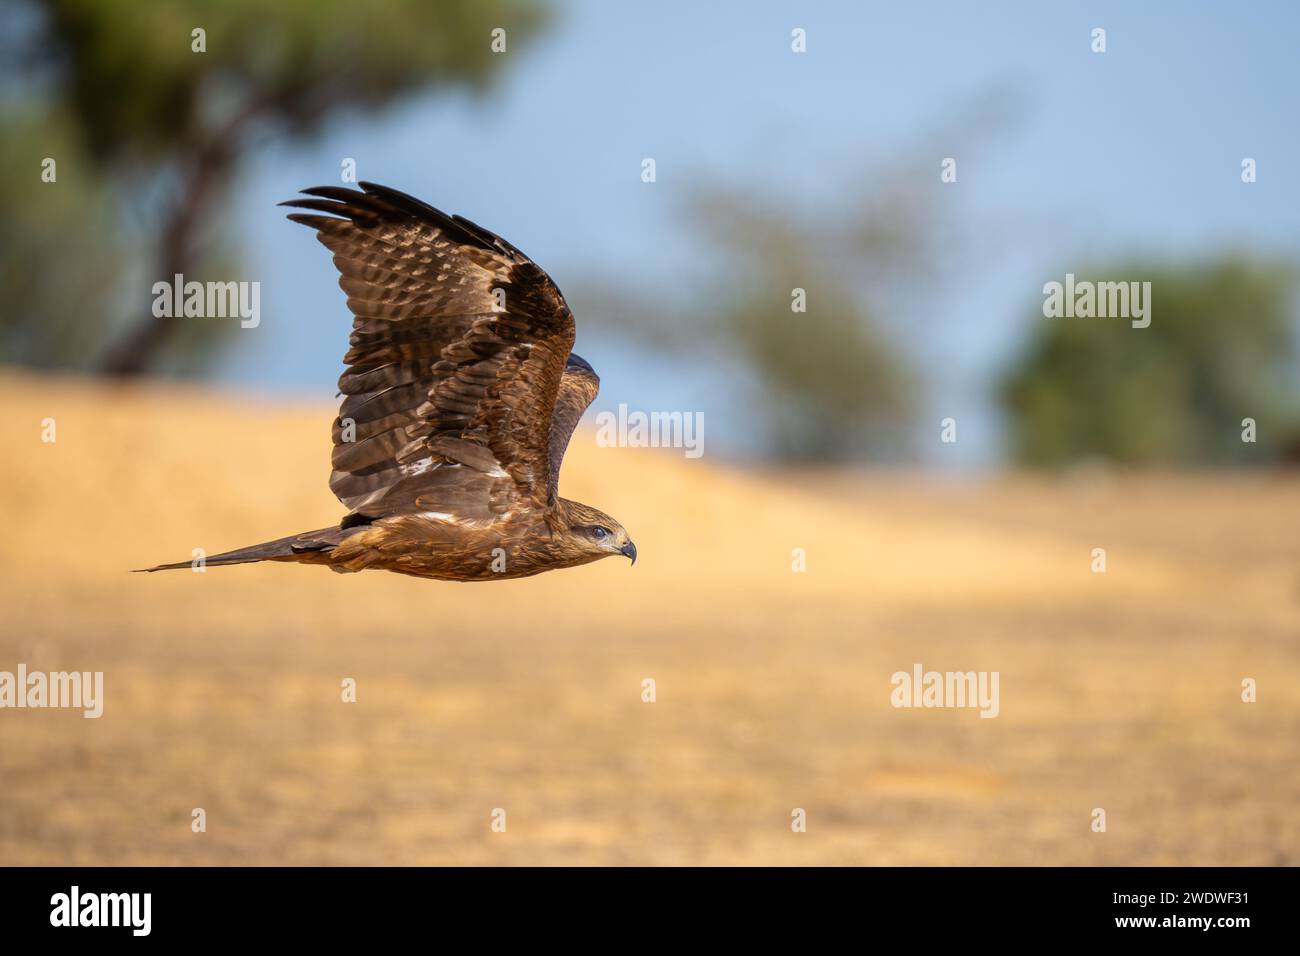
2, 0, 547, 373
1001, 258, 1299, 465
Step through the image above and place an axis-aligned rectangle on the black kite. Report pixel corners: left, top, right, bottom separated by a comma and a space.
140, 182, 635, 581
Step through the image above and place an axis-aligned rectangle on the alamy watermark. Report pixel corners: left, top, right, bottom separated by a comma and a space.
50, 886, 150, 936
890, 663, 999, 718
152, 274, 260, 328
1043, 273, 1150, 328
595, 404, 704, 458
0, 663, 103, 718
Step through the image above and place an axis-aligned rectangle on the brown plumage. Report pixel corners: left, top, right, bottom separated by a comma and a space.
139, 182, 635, 581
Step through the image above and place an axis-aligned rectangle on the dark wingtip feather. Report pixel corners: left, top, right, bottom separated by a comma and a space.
283, 184, 426, 230
283, 182, 523, 259
357, 181, 438, 214
299, 185, 360, 200
279, 186, 360, 215
280, 197, 349, 214
285, 212, 340, 231
355, 181, 508, 253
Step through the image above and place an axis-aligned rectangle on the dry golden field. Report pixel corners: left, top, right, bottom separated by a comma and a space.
1, 371, 1297, 865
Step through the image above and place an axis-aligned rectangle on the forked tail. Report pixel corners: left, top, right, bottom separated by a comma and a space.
134, 527, 347, 572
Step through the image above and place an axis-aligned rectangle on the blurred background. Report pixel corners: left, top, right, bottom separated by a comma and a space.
1, 0, 1298, 865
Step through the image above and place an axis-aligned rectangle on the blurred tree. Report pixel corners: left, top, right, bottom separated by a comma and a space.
576, 174, 938, 463
0, 107, 131, 369
574, 93, 1015, 463
2, 0, 547, 375
688, 188, 920, 461
1001, 258, 1299, 466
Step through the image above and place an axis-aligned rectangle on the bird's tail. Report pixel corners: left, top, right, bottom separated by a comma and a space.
133, 527, 346, 573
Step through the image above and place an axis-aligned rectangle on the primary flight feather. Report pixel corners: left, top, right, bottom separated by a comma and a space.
140, 182, 635, 581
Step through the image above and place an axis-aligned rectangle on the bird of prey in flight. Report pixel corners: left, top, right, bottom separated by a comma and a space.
141, 182, 635, 581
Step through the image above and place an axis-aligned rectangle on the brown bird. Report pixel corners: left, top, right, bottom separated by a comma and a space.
140, 182, 635, 581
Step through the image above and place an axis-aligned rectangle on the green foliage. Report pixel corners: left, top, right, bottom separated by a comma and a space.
1001, 258, 1299, 466
0, 108, 128, 368
713, 261, 913, 463
576, 173, 931, 462
2, 0, 547, 373
38, 0, 547, 163
651, 180, 930, 463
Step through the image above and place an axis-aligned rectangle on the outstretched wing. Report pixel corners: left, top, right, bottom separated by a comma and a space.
282, 182, 575, 519
548, 353, 600, 500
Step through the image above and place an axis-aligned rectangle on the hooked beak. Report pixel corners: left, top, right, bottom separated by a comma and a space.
620, 541, 637, 565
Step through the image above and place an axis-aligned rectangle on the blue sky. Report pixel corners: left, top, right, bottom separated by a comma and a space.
221, 0, 1300, 465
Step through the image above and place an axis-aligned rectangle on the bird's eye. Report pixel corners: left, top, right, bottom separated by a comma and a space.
591, 526, 609, 540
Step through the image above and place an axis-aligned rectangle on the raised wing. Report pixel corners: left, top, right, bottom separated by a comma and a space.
281, 182, 575, 519
548, 353, 600, 499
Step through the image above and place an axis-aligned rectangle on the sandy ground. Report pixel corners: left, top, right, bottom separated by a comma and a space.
0, 371, 1297, 865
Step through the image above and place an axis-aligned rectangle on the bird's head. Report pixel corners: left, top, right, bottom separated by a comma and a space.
561, 500, 636, 565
